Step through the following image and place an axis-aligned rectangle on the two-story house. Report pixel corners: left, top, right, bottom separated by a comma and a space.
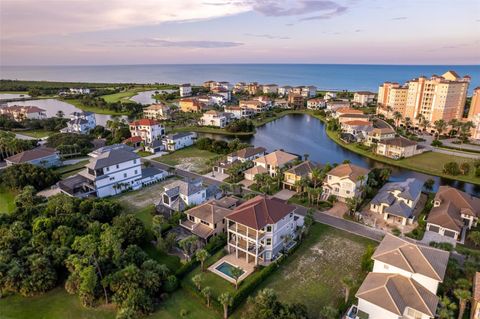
180, 196, 240, 241
129, 119, 164, 144
365, 127, 396, 146
201, 110, 229, 128
253, 150, 298, 177
426, 186, 480, 242
214, 146, 266, 175
143, 103, 171, 120
163, 132, 196, 151
376, 136, 423, 159
179, 98, 207, 112
351, 235, 449, 319
353, 91, 376, 106
225, 196, 303, 265
58, 144, 167, 198
369, 178, 423, 225
60, 111, 96, 134
322, 163, 370, 200
0, 105, 47, 121
239, 100, 267, 113
224, 106, 254, 119
283, 161, 323, 191
157, 179, 207, 214
306, 98, 326, 110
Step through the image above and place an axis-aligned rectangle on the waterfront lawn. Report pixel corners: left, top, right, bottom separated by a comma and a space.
172, 126, 254, 136
153, 146, 218, 174
101, 91, 138, 103
234, 224, 376, 318
63, 98, 128, 115
0, 186, 17, 214
327, 129, 480, 185
16, 129, 56, 138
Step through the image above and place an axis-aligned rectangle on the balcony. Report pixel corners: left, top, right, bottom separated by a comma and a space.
229, 223, 265, 240
344, 305, 369, 319
229, 237, 265, 255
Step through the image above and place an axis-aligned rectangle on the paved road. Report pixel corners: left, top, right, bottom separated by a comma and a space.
418, 134, 480, 159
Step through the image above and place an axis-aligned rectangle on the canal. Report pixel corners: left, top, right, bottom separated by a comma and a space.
201, 113, 480, 196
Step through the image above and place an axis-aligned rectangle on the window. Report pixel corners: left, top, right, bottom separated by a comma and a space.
133, 159, 137, 164
106, 167, 110, 172
110, 177, 115, 181
116, 164, 119, 169
266, 225, 272, 232
383, 264, 389, 270
124, 173, 127, 178
266, 238, 271, 245
134, 170, 138, 175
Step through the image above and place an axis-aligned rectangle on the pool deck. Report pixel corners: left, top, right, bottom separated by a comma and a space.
208, 253, 255, 284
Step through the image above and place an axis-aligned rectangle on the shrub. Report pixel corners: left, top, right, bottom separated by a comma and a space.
0, 163, 59, 190
460, 162, 470, 175
391, 228, 401, 236
431, 139, 443, 147
361, 245, 375, 272
164, 275, 178, 292
443, 161, 460, 176
429, 242, 454, 251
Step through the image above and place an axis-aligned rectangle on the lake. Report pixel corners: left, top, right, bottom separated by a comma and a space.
201, 114, 480, 196
6, 99, 129, 126
0, 93, 31, 101
2, 64, 479, 92
130, 89, 177, 105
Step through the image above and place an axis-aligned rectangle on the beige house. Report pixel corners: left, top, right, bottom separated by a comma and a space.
353, 91, 376, 106
0, 105, 47, 121
253, 150, 298, 177
426, 186, 480, 242
180, 197, 240, 241
365, 127, 396, 146
244, 166, 268, 181
375, 136, 422, 159
351, 235, 449, 319
239, 100, 267, 113
143, 103, 170, 120
322, 163, 370, 200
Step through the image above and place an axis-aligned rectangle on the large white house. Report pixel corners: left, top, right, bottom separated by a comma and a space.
322, 163, 370, 200
129, 119, 165, 144
157, 179, 208, 214
353, 91, 376, 106
226, 195, 303, 265
179, 83, 192, 97
201, 110, 229, 128
58, 144, 167, 198
61, 111, 96, 134
224, 106, 254, 119
163, 132, 196, 151
350, 235, 449, 319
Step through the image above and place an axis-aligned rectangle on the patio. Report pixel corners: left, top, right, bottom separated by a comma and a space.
208, 253, 255, 284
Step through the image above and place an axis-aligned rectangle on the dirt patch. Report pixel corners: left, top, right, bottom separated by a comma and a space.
114, 178, 175, 210
175, 157, 208, 174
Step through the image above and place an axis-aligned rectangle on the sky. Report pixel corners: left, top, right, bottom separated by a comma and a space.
0, 0, 479, 65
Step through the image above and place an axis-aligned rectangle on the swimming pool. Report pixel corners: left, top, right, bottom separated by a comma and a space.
215, 262, 244, 279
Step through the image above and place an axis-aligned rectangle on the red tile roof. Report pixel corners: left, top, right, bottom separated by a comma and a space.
130, 119, 160, 126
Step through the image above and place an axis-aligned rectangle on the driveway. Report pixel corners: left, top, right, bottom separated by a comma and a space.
203, 171, 229, 182
323, 202, 348, 218
273, 189, 296, 200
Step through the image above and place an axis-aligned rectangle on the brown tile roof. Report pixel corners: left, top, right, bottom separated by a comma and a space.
191, 223, 214, 239
327, 163, 370, 182
336, 107, 364, 115
356, 273, 438, 316
355, 91, 376, 95
369, 127, 395, 135
244, 166, 267, 176
435, 186, 480, 218
5, 147, 57, 164
185, 199, 233, 224
145, 103, 168, 110
372, 235, 449, 281
427, 202, 463, 232
253, 150, 298, 167
226, 195, 295, 230
379, 136, 417, 147
339, 113, 369, 119
343, 120, 373, 126
130, 118, 160, 126
229, 146, 266, 159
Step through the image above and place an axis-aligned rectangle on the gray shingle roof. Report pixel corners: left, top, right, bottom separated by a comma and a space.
163, 179, 205, 197
86, 148, 139, 170
165, 132, 195, 140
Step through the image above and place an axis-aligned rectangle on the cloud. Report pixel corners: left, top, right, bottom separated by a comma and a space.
391, 17, 408, 20
244, 33, 290, 39
299, 5, 347, 20
252, 0, 347, 17
102, 38, 243, 48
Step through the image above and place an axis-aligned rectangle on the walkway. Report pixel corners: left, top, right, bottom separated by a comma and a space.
418, 134, 480, 159
441, 138, 480, 152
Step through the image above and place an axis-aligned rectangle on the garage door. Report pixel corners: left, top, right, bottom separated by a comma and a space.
428, 225, 440, 233
444, 230, 457, 238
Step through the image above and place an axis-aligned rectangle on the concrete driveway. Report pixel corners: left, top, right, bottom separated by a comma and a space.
324, 202, 348, 218
273, 189, 297, 200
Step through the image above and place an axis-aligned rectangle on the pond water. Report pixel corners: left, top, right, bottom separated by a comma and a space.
6, 99, 129, 126
129, 89, 177, 105
0, 93, 31, 100
201, 114, 480, 196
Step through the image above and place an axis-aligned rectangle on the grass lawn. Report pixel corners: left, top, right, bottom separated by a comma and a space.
53, 160, 89, 178
62, 98, 128, 115
0, 186, 17, 214
137, 150, 153, 157
150, 289, 218, 319
153, 146, 218, 174
327, 129, 480, 185
233, 224, 376, 318
101, 91, 138, 103
14, 129, 56, 138
171, 126, 254, 136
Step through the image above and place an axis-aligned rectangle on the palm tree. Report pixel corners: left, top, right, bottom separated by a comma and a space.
453, 289, 471, 319
231, 266, 243, 290
341, 276, 356, 303
437, 295, 457, 319
195, 249, 209, 272
434, 119, 447, 139
202, 286, 213, 307
421, 118, 430, 132
386, 105, 393, 118
310, 167, 322, 189
218, 292, 233, 319
393, 111, 402, 129
449, 118, 461, 137
192, 274, 203, 291
404, 116, 412, 133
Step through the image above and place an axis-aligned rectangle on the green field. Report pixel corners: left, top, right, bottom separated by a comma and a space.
62, 98, 128, 116
0, 186, 16, 214
153, 146, 218, 174
233, 224, 376, 317
101, 91, 139, 103
14, 130, 57, 138
327, 129, 480, 185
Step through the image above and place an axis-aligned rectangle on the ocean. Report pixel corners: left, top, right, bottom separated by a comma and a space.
1, 64, 479, 92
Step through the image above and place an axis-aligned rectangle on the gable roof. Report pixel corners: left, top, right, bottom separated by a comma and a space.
253, 150, 298, 167
226, 195, 295, 230
164, 179, 205, 197
327, 163, 370, 182
356, 273, 438, 316
380, 136, 417, 147
244, 165, 267, 176
5, 147, 57, 164
372, 235, 449, 281
435, 186, 480, 217
228, 146, 266, 159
